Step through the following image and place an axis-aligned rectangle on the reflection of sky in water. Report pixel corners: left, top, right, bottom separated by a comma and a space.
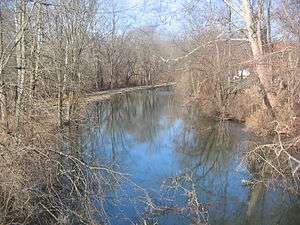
80, 90, 300, 225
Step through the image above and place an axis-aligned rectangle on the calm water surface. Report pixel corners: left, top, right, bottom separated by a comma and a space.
79, 89, 300, 225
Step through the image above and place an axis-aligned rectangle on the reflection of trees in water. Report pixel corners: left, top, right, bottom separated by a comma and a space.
59, 123, 123, 225
171, 113, 300, 225
243, 183, 300, 225
174, 116, 243, 178
168, 117, 246, 224
76, 90, 179, 223
81, 90, 177, 161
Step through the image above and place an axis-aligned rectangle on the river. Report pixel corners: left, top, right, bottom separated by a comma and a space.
76, 88, 299, 225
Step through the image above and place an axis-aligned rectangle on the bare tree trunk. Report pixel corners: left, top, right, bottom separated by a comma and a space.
0, 6, 8, 127
147, 70, 151, 85
15, 0, 27, 119
241, 0, 276, 116
215, 42, 224, 116
110, 0, 116, 90
58, 71, 64, 127
266, 0, 272, 44
257, 0, 264, 52
110, 60, 114, 89
62, 39, 69, 92
66, 90, 74, 124
30, 1, 42, 99
0, 69, 8, 127
62, 39, 70, 124
96, 60, 102, 89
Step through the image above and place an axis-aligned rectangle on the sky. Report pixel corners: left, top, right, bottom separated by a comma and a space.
117, 0, 230, 34
121, 0, 187, 33
98, 0, 238, 36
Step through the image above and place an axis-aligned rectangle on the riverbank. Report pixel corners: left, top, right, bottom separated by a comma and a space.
40, 83, 176, 109
84, 82, 176, 103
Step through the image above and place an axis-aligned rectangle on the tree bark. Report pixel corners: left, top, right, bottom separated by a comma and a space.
96, 60, 103, 89
0, 6, 7, 126
241, 0, 276, 116
15, 0, 27, 119
266, 0, 272, 43
110, 0, 116, 90
30, 1, 42, 99
0, 69, 8, 127
58, 71, 64, 127
66, 90, 74, 124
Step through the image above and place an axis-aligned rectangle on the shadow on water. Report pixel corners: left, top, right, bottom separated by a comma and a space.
74, 89, 299, 225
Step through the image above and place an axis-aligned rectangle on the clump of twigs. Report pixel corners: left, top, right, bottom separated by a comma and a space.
245, 124, 300, 194
140, 173, 212, 225
0, 111, 124, 225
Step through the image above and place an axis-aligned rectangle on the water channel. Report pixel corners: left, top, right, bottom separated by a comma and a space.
76, 88, 299, 225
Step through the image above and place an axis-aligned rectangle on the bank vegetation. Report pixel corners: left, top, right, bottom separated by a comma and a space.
172, 0, 300, 193
0, 0, 171, 224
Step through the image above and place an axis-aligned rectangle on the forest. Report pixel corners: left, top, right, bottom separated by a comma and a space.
0, 0, 299, 225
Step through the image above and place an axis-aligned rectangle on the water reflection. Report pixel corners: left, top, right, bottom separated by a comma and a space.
79, 89, 299, 225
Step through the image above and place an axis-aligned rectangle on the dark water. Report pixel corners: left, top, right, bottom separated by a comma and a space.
79, 89, 300, 225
